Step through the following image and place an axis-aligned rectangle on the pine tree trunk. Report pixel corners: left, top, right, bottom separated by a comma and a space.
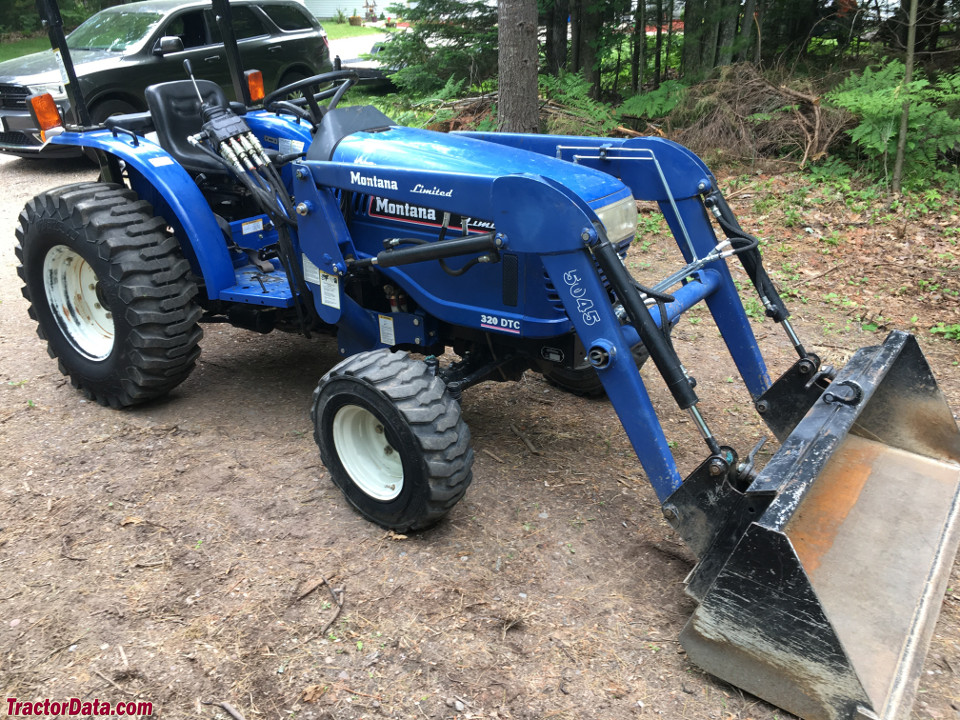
923, 0, 946, 52
753, 0, 763, 61
498, 0, 540, 134
892, 0, 918, 192
682, 0, 704, 79
702, 0, 722, 68
737, 0, 757, 62
654, 0, 664, 87
716, 0, 739, 66
570, 0, 582, 71
665, 0, 675, 79
580, 0, 603, 97
545, 0, 570, 75
631, 0, 646, 92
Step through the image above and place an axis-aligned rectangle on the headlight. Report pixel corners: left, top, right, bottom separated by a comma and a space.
27, 82, 67, 101
596, 194, 637, 245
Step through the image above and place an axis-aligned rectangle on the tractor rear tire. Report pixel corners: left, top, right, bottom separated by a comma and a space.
312, 349, 474, 532
15, 182, 202, 408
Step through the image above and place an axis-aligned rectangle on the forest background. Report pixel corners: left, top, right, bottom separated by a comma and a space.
1, 0, 959, 194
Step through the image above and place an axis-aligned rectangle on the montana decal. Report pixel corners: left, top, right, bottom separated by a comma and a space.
367, 196, 495, 234
350, 171, 398, 191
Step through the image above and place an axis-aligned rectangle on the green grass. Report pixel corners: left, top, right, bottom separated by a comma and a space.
323, 23, 390, 41
0, 36, 51, 63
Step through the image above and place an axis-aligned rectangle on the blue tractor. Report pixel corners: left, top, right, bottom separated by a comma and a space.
15, 1, 960, 718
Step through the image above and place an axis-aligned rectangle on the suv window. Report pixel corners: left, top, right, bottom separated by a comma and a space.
67, 8, 163, 51
261, 3, 318, 31
207, 7, 268, 42
161, 10, 209, 49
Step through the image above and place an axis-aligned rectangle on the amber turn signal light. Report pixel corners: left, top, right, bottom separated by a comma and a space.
245, 70, 265, 104
27, 93, 64, 142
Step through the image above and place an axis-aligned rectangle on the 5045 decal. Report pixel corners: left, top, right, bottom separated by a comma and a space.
563, 270, 601, 326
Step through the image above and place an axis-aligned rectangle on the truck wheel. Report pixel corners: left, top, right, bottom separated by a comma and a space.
15, 182, 202, 408
312, 350, 474, 531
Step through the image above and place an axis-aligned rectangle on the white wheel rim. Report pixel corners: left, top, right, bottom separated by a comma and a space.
43, 244, 115, 361
332, 405, 404, 501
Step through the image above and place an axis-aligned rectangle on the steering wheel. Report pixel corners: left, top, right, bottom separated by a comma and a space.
263, 70, 359, 127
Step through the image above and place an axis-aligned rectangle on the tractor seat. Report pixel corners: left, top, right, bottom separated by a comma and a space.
144, 79, 230, 175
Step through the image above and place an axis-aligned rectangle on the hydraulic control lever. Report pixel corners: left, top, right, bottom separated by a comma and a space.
182, 59, 270, 174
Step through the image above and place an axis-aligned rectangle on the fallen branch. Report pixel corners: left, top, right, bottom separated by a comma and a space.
93, 668, 130, 696
297, 575, 345, 641
798, 262, 845, 285
201, 700, 246, 720
481, 448, 505, 464
60, 537, 86, 562
510, 423, 541, 455
31, 634, 86, 668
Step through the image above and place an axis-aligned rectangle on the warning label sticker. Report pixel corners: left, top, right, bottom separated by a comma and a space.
319, 271, 340, 309
279, 137, 305, 156
378, 314, 396, 346
241, 218, 264, 235
301, 254, 320, 285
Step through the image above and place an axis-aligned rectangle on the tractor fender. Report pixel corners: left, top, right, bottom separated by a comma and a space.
49, 130, 236, 299
244, 111, 314, 154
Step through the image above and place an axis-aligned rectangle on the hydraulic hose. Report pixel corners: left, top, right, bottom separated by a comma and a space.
591, 229, 699, 410
704, 190, 790, 323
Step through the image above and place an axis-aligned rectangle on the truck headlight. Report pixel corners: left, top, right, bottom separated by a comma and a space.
27, 82, 67, 101
596, 194, 637, 245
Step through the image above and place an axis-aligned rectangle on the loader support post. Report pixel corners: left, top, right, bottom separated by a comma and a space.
540, 247, 685, 501
210, 0, 251, 106
35, 0, 91, 126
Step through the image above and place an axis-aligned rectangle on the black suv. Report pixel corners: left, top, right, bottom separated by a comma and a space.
0, 0, 332, 158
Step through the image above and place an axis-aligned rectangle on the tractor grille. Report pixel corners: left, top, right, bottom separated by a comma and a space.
543, 239, 632, 312
0, 84, 30, 109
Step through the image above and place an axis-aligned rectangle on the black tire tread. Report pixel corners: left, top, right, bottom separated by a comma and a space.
312, 349, 474, 531
14, 182, 202, 408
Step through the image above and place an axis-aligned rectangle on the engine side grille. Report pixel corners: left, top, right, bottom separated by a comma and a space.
543, 238, 632, 312
0, 84, 30, 109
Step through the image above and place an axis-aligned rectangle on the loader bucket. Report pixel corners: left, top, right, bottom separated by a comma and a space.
679, 331, 960, 720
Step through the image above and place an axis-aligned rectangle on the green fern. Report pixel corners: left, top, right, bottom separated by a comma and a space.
539, 71, 618, 136
825, 61, 960, 186
619, 80, 687, 120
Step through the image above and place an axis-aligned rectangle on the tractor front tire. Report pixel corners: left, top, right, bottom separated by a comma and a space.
312, 350, 474, 532
15, 182, 202, 408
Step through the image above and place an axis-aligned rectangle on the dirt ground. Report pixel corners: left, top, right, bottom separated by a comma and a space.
0, 152, 958, 720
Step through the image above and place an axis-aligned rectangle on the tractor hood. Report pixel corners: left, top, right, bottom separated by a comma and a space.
330, 125, 630, 208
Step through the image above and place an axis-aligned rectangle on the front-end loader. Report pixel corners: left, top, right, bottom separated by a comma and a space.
14, 1, 960, 717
